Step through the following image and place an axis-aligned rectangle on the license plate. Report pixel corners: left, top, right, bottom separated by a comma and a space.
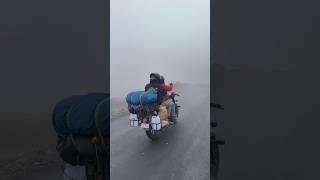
141, 123, 149, 129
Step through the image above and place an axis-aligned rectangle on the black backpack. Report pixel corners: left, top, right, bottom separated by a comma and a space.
146, 84, 166, 104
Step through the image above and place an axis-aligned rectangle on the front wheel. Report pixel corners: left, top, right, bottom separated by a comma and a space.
175, 104, 179, 118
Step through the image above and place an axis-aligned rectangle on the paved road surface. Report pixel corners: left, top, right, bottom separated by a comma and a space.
111, 85, 210, 180
213, 68, 320, 180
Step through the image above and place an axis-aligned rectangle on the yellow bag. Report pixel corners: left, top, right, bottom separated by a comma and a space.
161, 120, 169, 127
159, 105, 168, 121
158, 105, 169, 127
159, 105, 167, 112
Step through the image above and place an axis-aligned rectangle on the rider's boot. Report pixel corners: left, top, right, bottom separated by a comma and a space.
169, 116, 175, 124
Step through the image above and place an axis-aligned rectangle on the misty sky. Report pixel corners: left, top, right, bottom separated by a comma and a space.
213, 0, 320, 72
111, 0, 210, 97
0, 0, 107, 113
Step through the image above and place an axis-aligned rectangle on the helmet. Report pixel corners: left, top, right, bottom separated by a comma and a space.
160, 76, 165, 83
150, 73, 160, 82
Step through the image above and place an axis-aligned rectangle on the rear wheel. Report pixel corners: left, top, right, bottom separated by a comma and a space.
146, 129, 160, 141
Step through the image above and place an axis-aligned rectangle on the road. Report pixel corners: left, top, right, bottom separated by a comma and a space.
110, 84, 210, 180
213, 67, 320, 180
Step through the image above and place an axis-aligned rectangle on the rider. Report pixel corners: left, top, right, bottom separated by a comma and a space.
159, 75, 176, 123
145, 73, 166, 105
160, 75, 174, 102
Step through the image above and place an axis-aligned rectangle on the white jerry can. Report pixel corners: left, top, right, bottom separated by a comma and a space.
151, 115, 161, 130
128, 113, 139, 127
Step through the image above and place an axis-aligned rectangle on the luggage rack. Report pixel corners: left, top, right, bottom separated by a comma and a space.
128, 113, 163, 130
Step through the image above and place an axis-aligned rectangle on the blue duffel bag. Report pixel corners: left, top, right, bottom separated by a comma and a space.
140, 91, 158, 105
52, 93, 109, 136
126, 91, 158, 105
126, 91, 144, 105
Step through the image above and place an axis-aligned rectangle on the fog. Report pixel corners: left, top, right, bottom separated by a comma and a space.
0, 0, 107, 113
213, 0, 320, 72
111, 0, 210, 97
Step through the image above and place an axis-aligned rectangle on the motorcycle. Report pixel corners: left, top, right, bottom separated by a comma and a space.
128, 92, 180, 141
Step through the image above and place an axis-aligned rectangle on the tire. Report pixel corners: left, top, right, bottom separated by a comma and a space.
171, 117, 177, 124
172, 105, 178, 124
211, 139, 220, 180
175, 108, 179, 118
146, 130, 160, 141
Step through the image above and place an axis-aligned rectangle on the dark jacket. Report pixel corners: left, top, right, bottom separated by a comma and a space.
145, 80, 166, 104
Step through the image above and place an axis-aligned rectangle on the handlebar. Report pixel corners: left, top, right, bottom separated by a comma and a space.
169, 92, 180, 98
